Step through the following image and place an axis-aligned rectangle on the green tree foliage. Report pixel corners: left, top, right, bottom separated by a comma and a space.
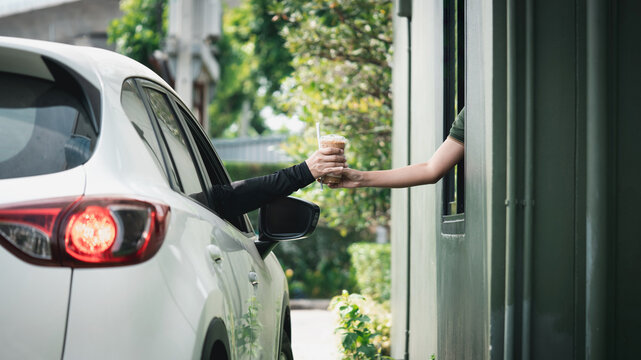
251, 0, 293, 96
209, 3, 259, 137
107, 0, 167, 69
209, 0, 293, 137
270, 0, 393, 231
108, 0, 292, 137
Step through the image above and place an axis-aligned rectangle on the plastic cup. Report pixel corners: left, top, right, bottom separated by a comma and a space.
319, 134, 347, 185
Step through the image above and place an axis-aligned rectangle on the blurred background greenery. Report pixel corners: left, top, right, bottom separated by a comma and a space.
108, 0, 393, 235
109, 1, 393, 356
225, 162, 362, 298
108, 0, 392, 358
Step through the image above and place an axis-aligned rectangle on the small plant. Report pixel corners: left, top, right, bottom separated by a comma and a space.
348, 243, 391, 302
330, 290, 391, 359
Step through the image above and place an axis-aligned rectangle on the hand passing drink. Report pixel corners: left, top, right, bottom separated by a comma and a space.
319, 134, 347, 185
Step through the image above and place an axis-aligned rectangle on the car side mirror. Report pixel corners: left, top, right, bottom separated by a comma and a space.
255, 196, 320, 259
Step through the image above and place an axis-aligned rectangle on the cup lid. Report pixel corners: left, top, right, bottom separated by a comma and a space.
320, 134, 347, 142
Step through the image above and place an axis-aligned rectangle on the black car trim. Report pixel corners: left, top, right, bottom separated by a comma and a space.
201, 317, 230, 360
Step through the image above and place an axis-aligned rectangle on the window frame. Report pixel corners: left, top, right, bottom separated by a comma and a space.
174, 101, 254, 234
135, 79, 209, 207
130, 79, 182, 191
120, 78, 170, 183
129, 78, 253, 234
441, 0, 466, 234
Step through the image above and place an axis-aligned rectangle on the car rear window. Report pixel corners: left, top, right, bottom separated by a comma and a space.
0, 71, 97, 179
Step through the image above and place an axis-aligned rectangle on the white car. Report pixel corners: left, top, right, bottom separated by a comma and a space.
0, 36, 319, 360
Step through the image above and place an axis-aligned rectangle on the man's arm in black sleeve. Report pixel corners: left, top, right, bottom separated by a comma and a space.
211, 161, 316, 218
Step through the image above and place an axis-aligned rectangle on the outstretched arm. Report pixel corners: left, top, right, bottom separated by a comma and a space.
213, 147, 345, 217
331, 137, 463, 189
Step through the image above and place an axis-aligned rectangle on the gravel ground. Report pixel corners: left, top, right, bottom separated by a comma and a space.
290, 309, 341, 360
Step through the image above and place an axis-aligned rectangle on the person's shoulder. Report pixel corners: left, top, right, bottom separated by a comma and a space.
448, 107, 465, 143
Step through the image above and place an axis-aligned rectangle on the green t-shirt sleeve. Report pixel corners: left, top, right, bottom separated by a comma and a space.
448, 107, 465, 143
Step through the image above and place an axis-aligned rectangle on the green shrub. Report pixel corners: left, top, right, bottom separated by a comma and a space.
330, 243, 392, 358
274, 226, 368, 298
348, 243, 391, 302
330, 290, 391, 359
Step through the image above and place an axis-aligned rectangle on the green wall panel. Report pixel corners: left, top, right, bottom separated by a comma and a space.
530, 0, 580, 358
614, 0, 641, 357
389, 0, 641, 358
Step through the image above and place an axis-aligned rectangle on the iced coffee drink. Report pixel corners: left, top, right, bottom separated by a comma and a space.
319, 134, 347, 185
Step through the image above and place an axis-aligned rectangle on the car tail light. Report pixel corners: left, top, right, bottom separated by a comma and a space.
0, 196, 169, 267
67, 206, 117, 257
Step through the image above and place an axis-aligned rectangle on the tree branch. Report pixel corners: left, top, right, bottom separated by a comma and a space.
330, 4, 393, 46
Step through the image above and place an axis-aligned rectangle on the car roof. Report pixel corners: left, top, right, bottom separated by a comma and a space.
0, 36, 174, 94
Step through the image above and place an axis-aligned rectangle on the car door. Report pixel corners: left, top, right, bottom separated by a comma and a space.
133, 79, 256, 359
174, 103, 282, 359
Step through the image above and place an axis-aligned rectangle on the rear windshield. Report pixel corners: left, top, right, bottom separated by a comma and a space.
0, 71, 97, 179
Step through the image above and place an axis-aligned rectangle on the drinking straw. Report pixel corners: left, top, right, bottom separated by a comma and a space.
316, 122, 323, 190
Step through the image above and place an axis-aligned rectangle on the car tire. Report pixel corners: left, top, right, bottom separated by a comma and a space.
279, 332, 294, 360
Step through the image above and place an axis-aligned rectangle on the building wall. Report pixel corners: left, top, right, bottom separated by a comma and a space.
610, 1, 641, 356
391, 0, 443, 357
407, 0, 443, 357
392, 0, 641, 359
390, 11, 410, 358
0, 0, 121, 48
211, 136, 292, 164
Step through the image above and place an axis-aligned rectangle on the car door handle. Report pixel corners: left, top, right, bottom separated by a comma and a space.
248, 271, 259, 286
207, 244, 223, 264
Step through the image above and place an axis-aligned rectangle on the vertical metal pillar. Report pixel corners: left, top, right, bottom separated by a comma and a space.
521, 0, 534, 357
503, 0, 517, 357
586, 0, 608, 358
396, 1, 412, 358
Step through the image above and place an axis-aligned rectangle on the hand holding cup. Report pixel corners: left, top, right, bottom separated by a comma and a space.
305, 141, 347, 180
319, 134, 347, 185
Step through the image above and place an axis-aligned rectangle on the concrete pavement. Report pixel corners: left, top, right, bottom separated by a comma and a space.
290, 307, 341, 360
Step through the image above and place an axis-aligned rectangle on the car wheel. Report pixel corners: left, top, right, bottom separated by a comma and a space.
279, 332, 294, 360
